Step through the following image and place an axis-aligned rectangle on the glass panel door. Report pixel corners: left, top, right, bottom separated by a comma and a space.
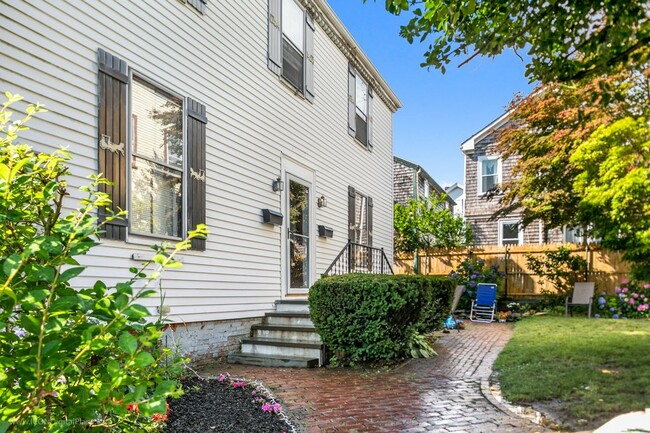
288, 178, 310, 291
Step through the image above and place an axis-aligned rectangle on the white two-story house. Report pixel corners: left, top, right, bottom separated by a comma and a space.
1, 0, 401, 364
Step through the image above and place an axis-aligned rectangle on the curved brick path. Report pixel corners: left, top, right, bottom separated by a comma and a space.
203, 323, 547, 433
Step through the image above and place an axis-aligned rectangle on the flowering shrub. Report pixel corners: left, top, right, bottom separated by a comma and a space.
449, 258, 504, 310
595, 279, 650, 319
0, 94, 207, 432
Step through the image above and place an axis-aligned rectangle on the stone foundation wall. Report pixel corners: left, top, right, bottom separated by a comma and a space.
163, 317, 263, 365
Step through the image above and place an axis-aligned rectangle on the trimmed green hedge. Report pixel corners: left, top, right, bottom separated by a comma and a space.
308, 274, 454, 364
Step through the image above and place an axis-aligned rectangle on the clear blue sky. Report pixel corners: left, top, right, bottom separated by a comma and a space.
327, 0, 535, 188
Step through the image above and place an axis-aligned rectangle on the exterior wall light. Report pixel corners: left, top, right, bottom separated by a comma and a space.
272, 177, 284, 192
317, 195, 327, 208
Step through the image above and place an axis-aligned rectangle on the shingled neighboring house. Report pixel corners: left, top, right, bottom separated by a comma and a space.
461, 114, 565, 246
444, 183, 464, 219
1, 0, 401, 366
393, 156, 455, 211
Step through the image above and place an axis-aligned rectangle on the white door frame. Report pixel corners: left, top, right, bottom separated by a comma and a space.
281, 157, 316, 296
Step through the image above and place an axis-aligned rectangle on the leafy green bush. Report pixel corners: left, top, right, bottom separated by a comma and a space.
308, 274, 453, 364
0, 93, 207, 432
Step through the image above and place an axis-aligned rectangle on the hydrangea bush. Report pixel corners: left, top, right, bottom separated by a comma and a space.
594, 279, 650, 319
0, 93, 207, 432
449, 258, 504, 308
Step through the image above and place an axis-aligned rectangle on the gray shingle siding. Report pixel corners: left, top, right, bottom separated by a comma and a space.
464, 126, 564, 246
393, 161, 414, 207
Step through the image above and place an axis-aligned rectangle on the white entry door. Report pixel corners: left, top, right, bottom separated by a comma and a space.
282, 158, 315, 296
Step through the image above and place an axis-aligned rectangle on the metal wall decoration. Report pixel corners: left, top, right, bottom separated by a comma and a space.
190, 167, 206, 182
99, 134, 125, 155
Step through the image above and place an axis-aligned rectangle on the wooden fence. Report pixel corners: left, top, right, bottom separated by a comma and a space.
394, 244, 629, 299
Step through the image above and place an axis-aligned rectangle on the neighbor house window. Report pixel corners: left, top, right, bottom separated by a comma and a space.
130, 76, 184, 238
478, 155, 500, 195
281, 0, 305, 92
499, 220, 522, 246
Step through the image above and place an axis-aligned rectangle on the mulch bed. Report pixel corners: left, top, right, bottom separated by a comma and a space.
165, 376, 293, 433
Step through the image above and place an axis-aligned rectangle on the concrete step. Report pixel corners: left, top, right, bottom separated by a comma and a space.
265, 312, 314, 327
227, 352, 318, 368
251, 324, 321, 344
275, 299, 310, 313
241, 337, 322, 360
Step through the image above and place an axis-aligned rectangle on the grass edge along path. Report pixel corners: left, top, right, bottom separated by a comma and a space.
492, 316, 650, 430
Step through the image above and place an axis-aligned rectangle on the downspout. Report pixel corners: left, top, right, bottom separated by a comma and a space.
413, 168, 422, 274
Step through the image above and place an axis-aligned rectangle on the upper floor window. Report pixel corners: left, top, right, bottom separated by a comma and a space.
281, 0, 305, 92
268, 0, 315, 101
477, 155, 500, 195
348, 65, 373, 148
355, 76, 369, 144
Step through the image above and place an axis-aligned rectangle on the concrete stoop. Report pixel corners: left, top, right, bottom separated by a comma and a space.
227, 299, 323, 368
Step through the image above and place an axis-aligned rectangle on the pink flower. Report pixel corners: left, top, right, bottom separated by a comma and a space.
643, 283, 650, 289
629, 298, 635, 305
261, 403, 271, 412
622, 288, 629, 294
615, 287, 621, 293
272, 403, 281, 413
621, 278, 629, 285
218, 374, 226, 382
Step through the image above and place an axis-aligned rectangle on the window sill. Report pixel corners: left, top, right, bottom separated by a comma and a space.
353, 137, 371, 152
277, 75, 310, 103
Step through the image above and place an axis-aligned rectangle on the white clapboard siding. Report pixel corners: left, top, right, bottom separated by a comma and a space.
0, 0, 398, 323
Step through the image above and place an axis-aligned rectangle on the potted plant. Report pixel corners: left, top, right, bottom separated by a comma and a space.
497, 311, 510, 323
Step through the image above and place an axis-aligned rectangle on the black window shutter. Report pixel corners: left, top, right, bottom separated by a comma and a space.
97, 48, 128, 241
367, 196, 373, 247
348, 185, 356, 241
187, 0, 206, 14
347, 64, 356, 137
367, 87, 374, 149
268, 0, 282, 75
186, 98, 208, 251
304, 14, 315, 102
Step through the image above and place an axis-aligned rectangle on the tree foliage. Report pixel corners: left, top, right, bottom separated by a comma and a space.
394, 194, 473, 254
493, 64, 650, 279
379, 0, 650, 83
526, 247, 588, 299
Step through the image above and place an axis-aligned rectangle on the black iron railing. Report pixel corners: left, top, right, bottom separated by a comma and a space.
323, 240, 394, 277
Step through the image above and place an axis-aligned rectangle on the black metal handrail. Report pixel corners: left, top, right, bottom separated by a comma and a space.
323, 240, 394, 277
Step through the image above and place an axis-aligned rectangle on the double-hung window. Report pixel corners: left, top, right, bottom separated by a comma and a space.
348, 65, 373, 148
281, 0, 305, 92
96, 48, 207, 250
348, 186, 373, 246
130, 77, 183, 238
477, 155, 500, 195
499, 220, 522, 246
268, 0, 315, 101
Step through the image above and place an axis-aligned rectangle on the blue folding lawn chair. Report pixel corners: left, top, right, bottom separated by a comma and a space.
470, 283, 497, 323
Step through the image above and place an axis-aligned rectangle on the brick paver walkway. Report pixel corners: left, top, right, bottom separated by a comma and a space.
203, 323, 547, 433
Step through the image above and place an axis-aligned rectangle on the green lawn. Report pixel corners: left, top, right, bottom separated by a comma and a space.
493, 316, 650, 429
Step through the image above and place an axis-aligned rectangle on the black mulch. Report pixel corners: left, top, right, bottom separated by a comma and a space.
165, 376, 293, 433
